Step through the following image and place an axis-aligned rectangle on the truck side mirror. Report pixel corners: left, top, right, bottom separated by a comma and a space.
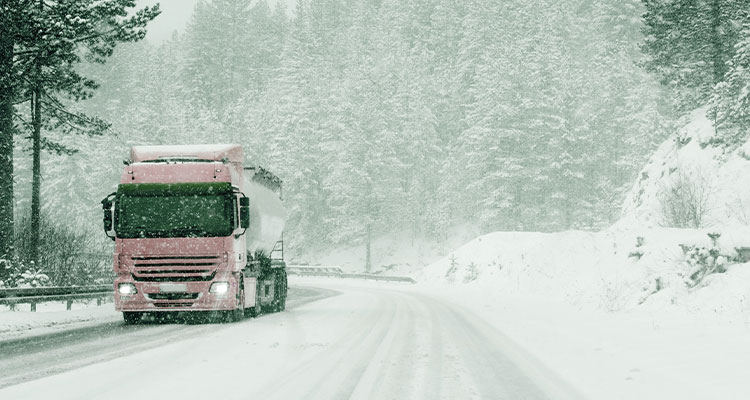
240, 197, 250, 229
101, 193, 116, 240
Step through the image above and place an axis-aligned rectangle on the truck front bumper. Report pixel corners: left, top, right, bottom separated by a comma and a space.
114, 272, 240, 312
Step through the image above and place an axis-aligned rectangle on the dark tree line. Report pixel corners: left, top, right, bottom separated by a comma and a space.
641, 0, 750, 133
0, 0, 159, 277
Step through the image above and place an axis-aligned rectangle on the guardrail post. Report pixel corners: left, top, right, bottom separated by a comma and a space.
67, 300, 73, 310
30, 302, 36, 312
97, 297, 102, 306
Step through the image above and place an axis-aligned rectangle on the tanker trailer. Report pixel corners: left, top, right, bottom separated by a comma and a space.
101, 144, 287, 324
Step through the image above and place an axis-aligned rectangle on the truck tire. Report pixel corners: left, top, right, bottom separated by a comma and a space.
277, 270, 287, 312
268, 269, 287, 313
123, 311, 142, 325
245, 279, 262, 318
226, 281, 245, 323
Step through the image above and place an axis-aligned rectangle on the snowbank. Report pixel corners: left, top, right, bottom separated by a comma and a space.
420, 108, 750, 318
419, 227, 750, 317
622, 107, 750, 228
0, 302, 119, 341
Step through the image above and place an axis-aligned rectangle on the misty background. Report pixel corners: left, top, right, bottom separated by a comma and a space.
11, 0, 674, 257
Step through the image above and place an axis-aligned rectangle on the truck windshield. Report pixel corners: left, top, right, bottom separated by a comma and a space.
115, 183, 234, 238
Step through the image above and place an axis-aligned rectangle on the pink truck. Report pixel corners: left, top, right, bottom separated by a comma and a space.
101, 144, 287, 324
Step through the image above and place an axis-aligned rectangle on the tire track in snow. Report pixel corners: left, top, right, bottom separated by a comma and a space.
255, 290, 394, 399
0, 280, 585, 400
0, 285, 334, 389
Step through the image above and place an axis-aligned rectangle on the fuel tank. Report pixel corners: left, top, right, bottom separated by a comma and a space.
243, 167, 286, 256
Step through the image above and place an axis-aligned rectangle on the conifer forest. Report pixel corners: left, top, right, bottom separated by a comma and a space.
1, 0, 749, 272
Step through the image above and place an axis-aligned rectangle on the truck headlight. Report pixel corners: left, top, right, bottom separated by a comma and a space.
210, 282, 230, 294
118, 283, 137, 295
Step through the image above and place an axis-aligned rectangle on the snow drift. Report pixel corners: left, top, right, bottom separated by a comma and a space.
421, 109, 750, 317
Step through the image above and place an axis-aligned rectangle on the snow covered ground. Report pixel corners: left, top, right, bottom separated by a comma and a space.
415, 277, 750, 400
0, 300, 120, 342
2, 277, 749, 399
0, 278, 582, 399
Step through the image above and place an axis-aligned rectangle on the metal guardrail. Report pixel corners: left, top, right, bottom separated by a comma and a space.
287, 266, 344, 277
287, 266, 416, 284
0, 285, 113, 311
340, 273, 416, 283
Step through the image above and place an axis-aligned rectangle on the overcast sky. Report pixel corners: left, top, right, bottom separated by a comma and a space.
138, 0, 297, 44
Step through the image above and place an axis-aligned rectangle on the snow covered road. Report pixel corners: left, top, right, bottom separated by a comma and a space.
0, 279, 582, 399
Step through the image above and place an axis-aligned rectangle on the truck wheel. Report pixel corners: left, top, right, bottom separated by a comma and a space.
246, 279, 262, 318
123, 311, 142, 325
279, 271, 287, 311
227, 282, 245, 323
271, 270, 286, 312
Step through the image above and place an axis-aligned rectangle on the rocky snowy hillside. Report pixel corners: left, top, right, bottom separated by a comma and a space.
622, 107, 750, 228
422, 109, 750, 317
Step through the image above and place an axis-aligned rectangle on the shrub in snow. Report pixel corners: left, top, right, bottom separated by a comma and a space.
684, 245, 728, 287
463, 262, 479, 283
628, 236, 646, 260
445, 254, 459, 282
727, 195, 750, 225
16, 264, 51, 288
658, 168, 713, 228
0, 257, 25, 288
638, 277, 664, 305
13, 213, 112, 286
628, 250, 644, 260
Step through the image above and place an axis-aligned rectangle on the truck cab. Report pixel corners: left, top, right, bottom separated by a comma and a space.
101, 144, 287, 324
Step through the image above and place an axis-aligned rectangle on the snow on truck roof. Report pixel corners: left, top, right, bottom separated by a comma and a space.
130, 144, 243, 163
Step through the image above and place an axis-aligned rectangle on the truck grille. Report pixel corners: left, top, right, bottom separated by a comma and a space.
131, 255, 220, 282
153, 303, 194, 308
146, 293, 201, 301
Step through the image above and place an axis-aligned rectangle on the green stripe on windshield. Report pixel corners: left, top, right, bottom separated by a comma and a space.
117, 182, 233, 197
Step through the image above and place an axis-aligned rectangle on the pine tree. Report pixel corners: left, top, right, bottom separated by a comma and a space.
641, 0, 750, 111
183, 0, 285, 116
713, 25, 750, 132
4, 0, 159, 263
0, 1, 17, 261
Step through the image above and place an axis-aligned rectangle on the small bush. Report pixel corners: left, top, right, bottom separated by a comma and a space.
727, 194, 750, 226
684, 245, 727, 287
17, 266, 51, 287
10, 213, 112, 287
445, 254, 458, 282
463, 262, 479, 283
628, 236, 645, 260
0, 257, 24, 287
0, 258, 52, 288
658, 168, 713, 228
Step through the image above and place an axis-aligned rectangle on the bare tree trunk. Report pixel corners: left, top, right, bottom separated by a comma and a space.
31, 87, 41, 265
709, 0, 724, 136
29, 0, 44, 266
365, 223, 371, 273
0, 18, 14, 263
